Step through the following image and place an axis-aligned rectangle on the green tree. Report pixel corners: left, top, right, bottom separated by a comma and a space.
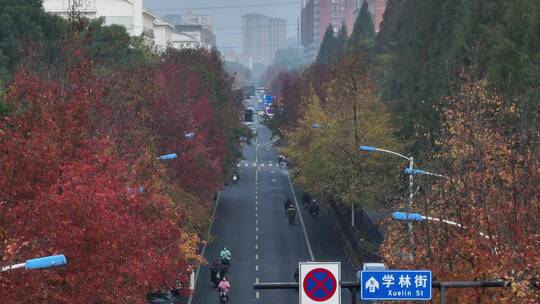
0, 0, 66, 80
349, 1, 375, 51
336, 22, 348, 55
316, 25, 338, 65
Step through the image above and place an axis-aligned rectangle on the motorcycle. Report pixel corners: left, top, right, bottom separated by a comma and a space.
210, 266, 221, 287
287, 208, 296, 225
221, 258, 231, 274
218, 288, 229, 304
232, 173, 238, 184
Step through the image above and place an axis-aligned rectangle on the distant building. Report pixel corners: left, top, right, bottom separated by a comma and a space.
354, 0, 388, 33
301, 0, 387, 62
223, 51, 241, 62
301, 0, 357, 62
242, 13, 287, 66
43, 0, 146, 36
42, 0, 209, 52
163, 11, 216, 48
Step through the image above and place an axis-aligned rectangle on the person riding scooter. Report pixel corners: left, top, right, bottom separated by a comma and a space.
309, 200, 320, 217
287, 205, 296, 224
302, 192, 311, 209
232, 172, 239, 184
220, 246, 232, 273
218, 276, 230, 304
210, 259, 222, 287
284, 198, 294, 215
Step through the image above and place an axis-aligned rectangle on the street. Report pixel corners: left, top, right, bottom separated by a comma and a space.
188, 98, 356, 304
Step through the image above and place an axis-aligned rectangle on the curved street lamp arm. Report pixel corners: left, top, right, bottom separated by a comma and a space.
373, 148, 411, 162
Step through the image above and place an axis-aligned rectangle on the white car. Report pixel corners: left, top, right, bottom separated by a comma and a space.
362, 263, 387, 271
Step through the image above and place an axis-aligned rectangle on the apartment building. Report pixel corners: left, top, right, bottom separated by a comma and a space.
242, 13, 287, 66
42, 0, 206, 52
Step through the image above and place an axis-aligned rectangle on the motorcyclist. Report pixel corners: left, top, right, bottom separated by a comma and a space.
220, 246, 232, 269
302, 192, 311, 208
210, 259, 222, 286
232, 171, 239, 183
309, 199, 320, 216
287, 205, 296, 223
218, 276, 230, 303
284, 198, 294, 215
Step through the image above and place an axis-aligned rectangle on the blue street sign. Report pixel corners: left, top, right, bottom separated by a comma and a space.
361, 270, 432, 301
263, 94, 273, 107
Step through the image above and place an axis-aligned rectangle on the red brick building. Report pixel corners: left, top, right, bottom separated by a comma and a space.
301, 0, 387, 62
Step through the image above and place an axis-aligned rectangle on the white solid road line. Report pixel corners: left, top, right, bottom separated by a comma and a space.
287, 172, 315, 261
187, 192, 221, 304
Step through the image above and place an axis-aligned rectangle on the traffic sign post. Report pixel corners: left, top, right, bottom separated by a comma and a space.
300, 262, 341, 304
361, 270, 432, 301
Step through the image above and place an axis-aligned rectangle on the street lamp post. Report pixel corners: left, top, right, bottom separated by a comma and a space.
359, 146, 416, 244
1, 255, 67, 273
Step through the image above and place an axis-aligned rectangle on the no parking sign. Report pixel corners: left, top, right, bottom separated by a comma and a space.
300, 262, 341, 304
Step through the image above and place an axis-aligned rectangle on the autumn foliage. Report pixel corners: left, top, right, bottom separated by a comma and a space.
381, 79, 540, 302
0, 28, 242, 303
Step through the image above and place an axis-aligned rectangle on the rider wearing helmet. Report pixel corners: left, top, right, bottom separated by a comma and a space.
220, 246, 231, 260
220, 246, 231, 268
284, 198, 294, 214
218, 276, 230, 303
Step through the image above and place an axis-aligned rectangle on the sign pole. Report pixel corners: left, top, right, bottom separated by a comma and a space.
351, 287, 358, 304
440, 286, 446, 304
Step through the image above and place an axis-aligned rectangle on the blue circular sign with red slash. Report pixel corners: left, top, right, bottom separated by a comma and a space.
303, 268, 337, 301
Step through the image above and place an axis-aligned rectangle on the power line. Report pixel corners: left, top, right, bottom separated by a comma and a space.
149, 1, 301, 12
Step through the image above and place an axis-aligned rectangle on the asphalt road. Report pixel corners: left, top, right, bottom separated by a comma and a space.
188, 98, 357, 304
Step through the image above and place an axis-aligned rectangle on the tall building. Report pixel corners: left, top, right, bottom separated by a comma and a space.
242, 14, 287, 66
301, 0, 357, 62
301, 0, 387, 62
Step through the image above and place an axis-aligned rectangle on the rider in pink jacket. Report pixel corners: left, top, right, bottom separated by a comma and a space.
218, 276, 231, 292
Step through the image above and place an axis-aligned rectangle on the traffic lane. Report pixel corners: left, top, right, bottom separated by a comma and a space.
257, 166, 310, 304
191, 166, 256, 304
286, 171, 356, 302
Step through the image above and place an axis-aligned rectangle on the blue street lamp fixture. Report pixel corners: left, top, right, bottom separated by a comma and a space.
392, 211, 424, 221
1, 254, 67, 272
157, 153, 177, 160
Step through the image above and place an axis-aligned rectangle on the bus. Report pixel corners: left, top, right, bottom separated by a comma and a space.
244, 107, 254, 124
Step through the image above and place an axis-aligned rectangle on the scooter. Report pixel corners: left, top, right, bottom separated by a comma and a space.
219, 288, 229, 304
210, 266, 221, 287
287, 209, 296, 225
221, 258, 231, 274
232, 173, 239, 184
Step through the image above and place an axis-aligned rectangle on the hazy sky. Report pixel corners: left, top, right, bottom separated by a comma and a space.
144, 0, 301, 52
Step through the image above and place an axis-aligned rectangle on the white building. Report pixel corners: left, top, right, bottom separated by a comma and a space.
43, 0, 145, 36
42, 0, 208, 52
